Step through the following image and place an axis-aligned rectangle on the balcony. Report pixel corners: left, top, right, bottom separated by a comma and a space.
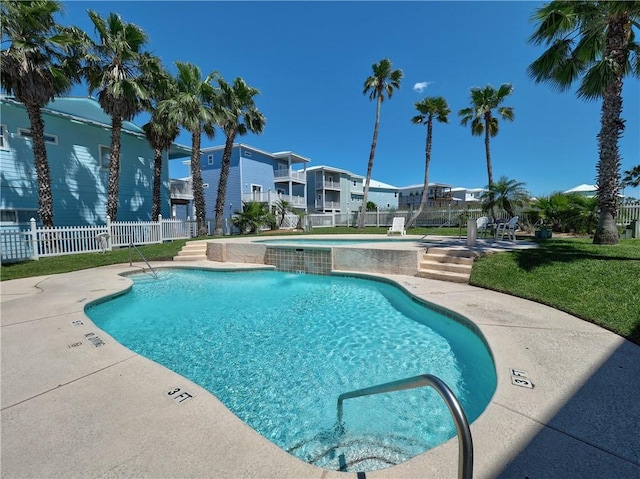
170, 179, 193, 201
315, 200, 341, 211
274, 168, 306, 183
316, 179, 340, 190
242, 192, 306, 208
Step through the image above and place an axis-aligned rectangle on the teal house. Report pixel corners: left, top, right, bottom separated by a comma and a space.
0, 95, 189, 227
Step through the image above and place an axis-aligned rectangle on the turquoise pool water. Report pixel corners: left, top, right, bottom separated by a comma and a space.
86, 269, 496, 472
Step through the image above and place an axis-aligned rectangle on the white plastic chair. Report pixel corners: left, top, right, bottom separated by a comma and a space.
476, 216, 490, 238
496, 216, 519, 241
387, 217, 406, 236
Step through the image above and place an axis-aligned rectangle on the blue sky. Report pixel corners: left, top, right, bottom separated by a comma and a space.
60, 1, 640, 198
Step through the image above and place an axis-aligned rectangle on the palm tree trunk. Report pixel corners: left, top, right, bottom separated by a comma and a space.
151, 147, 163, 221
214, 131, 236, 236
106, 116, 123, 221
25, 104, 55, 228
358, 95, 382, 229
406, 117, 433, 228
484, 112, 497, 219
190, 130, 208, 236
593, 16, 628, 245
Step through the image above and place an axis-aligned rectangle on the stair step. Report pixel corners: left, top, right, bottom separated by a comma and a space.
419, 260, 472, 274
422, 254, 474, 266
173, 241, 208, 261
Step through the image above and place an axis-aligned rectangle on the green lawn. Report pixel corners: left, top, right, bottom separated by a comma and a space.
2, 232, 638, 345
471, 238, 640, 345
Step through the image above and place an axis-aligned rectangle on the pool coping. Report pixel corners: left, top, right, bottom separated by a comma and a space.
1, 260, 639, 478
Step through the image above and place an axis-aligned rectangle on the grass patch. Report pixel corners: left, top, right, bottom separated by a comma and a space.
470, 238, 640, 345
1, 240, 189, 281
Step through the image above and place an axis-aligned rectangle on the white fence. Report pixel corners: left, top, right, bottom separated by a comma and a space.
1, 215, 196, 263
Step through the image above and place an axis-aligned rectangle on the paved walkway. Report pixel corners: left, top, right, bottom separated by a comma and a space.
1, 261, 639, 478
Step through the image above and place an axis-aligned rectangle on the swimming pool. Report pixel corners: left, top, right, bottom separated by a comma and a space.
257, 237, 427, 246
86, 269, 496, 472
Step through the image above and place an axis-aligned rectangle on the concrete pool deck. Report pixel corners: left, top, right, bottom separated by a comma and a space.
1, 260, 639, 478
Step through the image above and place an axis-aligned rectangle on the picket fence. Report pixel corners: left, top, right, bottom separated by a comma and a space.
0, 215, 196, 263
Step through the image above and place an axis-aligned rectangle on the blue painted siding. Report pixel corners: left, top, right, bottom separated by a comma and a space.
0, 99, 170, 226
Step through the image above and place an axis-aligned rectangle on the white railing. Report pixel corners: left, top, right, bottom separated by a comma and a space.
274, 169, 306, 182
316, 179, 340, 189
315, 200, 341, 210
1, 215, 195, 263
241, 192, 306, 208
619, 202, 640, 226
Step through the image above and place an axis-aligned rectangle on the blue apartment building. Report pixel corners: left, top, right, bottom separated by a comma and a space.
0, 95, 189, 227
198, 144, 310, 221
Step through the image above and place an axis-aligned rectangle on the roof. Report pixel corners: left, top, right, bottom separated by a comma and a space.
398, 182, 453, 190
564, 184, 597, 193
305, 165, 364, 179
368, 179, 398, 190
1, 95, 191, 160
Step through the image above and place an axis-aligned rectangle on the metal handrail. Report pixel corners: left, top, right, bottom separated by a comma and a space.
128, 242, 158, 278
337, 374, 473, 479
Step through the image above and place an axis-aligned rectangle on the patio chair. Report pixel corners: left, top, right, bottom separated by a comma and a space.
476, 216, 491, 238
387, 217, 406, 236
496, 216, 519, 241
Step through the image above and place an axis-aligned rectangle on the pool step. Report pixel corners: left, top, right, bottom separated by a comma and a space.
288, 433, 415, 472
417, 248, 475, 283
173, 241, 208, 261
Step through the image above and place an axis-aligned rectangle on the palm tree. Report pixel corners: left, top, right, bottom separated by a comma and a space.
142, 65, 179, 221
159, 62, 217, 236
275, 199, 292, 227
84, 10, 153, 222
621, 165, 640, 189
480, 176, 529, 218
0, 0, 84, 227
406, 96, 450, 228
357, 58, 403, 229
458, 84, 514, 218
213, 77, 266, 236
528, 1, 640, 245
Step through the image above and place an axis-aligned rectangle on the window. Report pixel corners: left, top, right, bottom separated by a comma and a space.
17, 128, 57, 145
207, 154, 214, 165
0, 124, 8, 150
99, 145, 111, 169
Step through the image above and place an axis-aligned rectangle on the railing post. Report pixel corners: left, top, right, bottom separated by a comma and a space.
29, 218, 39, 260
158, 214, 164, 242
106, 215, 113, 251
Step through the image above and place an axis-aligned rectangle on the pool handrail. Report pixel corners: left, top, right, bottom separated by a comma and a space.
337, 373, 473, 479
128, 242, 158, 278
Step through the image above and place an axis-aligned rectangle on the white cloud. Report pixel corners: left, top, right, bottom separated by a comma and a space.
413, 81, 434, 93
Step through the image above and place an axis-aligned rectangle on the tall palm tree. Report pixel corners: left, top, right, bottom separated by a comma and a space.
142, 65, 179, 221
213, 77, 266, 236
480, 176, 529, 218
406, 96, 450, 228
0, 0, 84, 227
159, 62, 217, 236
357, 58, 403, 229
84, 10, 153, 222
528, 1, 640, 245
458, 83, 514, 217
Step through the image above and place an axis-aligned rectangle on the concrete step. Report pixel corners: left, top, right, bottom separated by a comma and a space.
419, 260, 472, 274
173, 241, 208, 261
416, 269, 471, 283
417, 247, 475, 283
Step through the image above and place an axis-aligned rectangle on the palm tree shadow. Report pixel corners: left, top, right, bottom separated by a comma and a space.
512, 239, 639, 272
